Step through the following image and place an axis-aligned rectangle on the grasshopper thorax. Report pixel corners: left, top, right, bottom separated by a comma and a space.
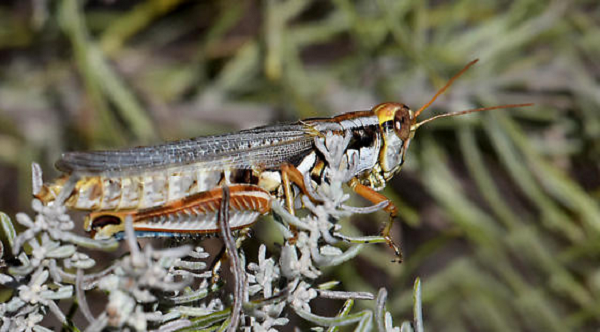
373, 102, 416, 180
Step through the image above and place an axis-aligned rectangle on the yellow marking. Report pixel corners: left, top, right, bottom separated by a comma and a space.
300, 120, 323, 138
281, 168, 294, 215
373, 103, 396, 125
311, 160, 325, 179
99, 176, 106, 210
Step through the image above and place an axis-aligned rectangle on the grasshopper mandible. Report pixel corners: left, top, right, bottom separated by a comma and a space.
34, 59, 531, 260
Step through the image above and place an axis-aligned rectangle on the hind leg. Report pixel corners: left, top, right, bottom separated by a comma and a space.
348, 178, 402, 262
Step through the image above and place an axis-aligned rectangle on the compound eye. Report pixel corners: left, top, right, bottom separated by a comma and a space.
394, 106, 412, 141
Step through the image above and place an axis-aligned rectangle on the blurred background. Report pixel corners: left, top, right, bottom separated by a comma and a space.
0, 0, 599, 331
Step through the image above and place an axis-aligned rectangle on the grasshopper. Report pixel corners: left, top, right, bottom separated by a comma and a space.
34, 59, 531, 259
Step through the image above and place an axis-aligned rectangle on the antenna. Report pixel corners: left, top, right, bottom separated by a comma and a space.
412, 59, 533, 129
414, 59, 479, 118
411, 103, 534, 130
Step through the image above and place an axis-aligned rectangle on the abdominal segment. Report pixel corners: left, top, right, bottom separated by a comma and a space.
36, 169, 224, 211
86, 184, 271, 240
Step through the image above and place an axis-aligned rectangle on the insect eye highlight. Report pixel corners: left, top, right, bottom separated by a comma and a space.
394, 121, 402, 131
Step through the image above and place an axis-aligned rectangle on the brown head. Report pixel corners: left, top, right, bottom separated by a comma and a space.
373, 59, 533, 181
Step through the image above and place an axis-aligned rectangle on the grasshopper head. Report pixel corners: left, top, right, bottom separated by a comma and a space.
373, 102, 416, 179
373, 59, 532, 182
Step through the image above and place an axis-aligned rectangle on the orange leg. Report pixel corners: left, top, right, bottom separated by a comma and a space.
280, 162, 319, 243
280, 162, 320, 212
280, 165, 296, 216
348, 178, 402, 262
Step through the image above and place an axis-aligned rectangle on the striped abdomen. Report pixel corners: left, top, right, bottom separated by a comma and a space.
37, 168, 222, 211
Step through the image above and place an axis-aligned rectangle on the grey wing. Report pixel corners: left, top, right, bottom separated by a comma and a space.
56, 123, 316, 175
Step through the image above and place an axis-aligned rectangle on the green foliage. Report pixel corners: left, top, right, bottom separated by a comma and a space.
0, 0, 598, 330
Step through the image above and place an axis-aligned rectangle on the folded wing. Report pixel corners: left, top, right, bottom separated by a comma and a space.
56, 123, 316, 175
